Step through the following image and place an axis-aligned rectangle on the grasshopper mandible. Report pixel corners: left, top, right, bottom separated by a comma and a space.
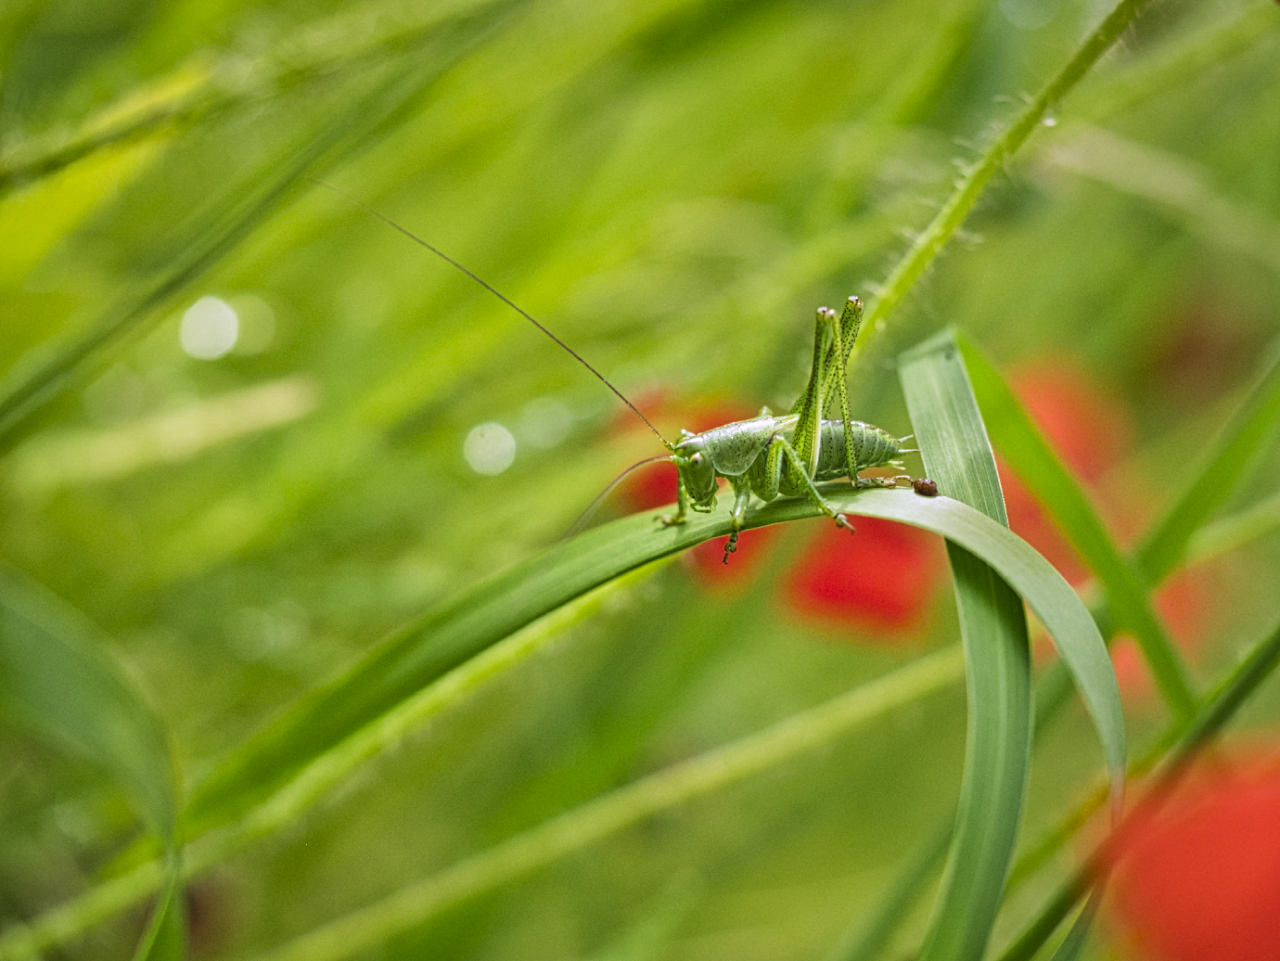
319, 182, 914, 561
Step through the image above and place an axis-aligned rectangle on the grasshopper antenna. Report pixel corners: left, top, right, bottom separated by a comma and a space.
563, 453, 675, 540
311, 178, 673, 450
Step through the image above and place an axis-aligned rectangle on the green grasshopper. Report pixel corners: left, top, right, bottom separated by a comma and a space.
660, 295, 912, 562
320, 183, 913, 561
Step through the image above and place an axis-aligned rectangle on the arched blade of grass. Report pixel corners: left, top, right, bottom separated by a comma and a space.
2, 481, 1127, 959
898, 330, 1024, 961
184, 481, 1122, 841
957, 334, 1197, 718
995, 614, 1280, 961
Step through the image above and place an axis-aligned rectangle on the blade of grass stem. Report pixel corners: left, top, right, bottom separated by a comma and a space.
0, 483, 1118, 959
958, 334, 1196, 718
0, 563, 178, 840
899, 331, 1034, 961
842, 0, 1157, 376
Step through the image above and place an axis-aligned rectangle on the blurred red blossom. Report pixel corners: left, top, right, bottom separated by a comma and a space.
686, 526, 780, 590
998, 359, 1135, 589
1108, 751, 1280, 961
783, 515, 945, 636
998, 358, 1213, 700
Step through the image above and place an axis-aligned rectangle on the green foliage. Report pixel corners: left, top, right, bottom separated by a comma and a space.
2, 0, 1279, 959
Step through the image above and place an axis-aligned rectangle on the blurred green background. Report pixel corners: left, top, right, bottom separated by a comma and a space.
1, 0, 1279, 958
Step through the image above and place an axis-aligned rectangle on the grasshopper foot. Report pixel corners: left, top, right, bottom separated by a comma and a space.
834, 512, 855, 535
722, 530, 740, 565
659, 513, 686, 527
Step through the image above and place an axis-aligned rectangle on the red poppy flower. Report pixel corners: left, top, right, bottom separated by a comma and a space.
996, 359, 1216, 700
1108, 752, 1280, 961
783, 515, 944, 636
998, 359, 1135, 589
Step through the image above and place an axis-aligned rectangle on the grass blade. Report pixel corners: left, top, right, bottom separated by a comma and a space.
184, 480, 1124, 840
0, 563, 178, 839
7, 471, 1133, 957
957, 334, 1197, 718
130, 867, 185, 961
898, 330, 1033, 961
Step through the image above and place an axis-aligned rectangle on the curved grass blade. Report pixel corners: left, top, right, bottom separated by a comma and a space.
0, 563, 178, 839
897, 330, 1034, 961
184, 477, 1122, 838
957, 334, 1197, 718
2, 485, 1119, 958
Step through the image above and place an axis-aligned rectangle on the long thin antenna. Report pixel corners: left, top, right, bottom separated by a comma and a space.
311, 178, 672, 450
563, 453, 675, 539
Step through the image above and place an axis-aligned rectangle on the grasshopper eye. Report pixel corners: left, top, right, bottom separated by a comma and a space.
691, 453, 704, 466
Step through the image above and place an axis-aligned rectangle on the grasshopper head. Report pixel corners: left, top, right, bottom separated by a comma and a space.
672, 432, 718, 510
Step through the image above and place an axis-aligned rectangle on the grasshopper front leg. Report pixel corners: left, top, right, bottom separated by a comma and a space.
659, 474, 693, 527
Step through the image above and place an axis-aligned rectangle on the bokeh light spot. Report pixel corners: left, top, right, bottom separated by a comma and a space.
180, 296, 239, 360
464, 422, 517, 475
